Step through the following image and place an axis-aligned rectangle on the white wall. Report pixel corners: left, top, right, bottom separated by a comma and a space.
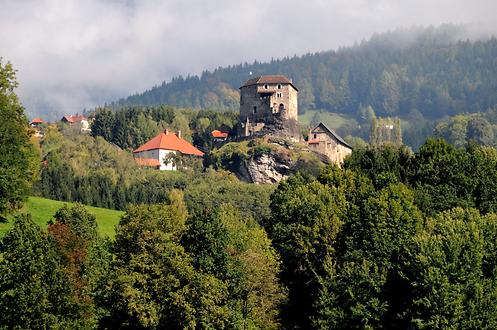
134, 148, 177, 171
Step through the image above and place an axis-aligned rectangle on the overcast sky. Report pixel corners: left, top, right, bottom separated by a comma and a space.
1, 0, 496, 119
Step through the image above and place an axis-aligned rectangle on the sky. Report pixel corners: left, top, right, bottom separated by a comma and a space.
1, 0, 496, 119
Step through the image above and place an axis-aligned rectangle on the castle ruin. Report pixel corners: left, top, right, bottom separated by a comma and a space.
237, 75, 301, 141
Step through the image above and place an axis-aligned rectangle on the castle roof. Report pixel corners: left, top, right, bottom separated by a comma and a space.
133, 130, 204, 156
240, 75, 298, 91
311, 122, 353, 149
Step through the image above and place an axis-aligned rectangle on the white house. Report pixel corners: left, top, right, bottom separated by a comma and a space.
133, 129, 204, 171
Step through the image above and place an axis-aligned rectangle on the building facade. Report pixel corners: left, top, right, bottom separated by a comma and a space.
238, 75, 300, 140
133, 129, 204, 171
308, 122, 352, 165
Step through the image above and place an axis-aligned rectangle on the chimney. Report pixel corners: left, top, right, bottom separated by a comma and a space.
177, 130, 182, 139
164, 129, 169, 135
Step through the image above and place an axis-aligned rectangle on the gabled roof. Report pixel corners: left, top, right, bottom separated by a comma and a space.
310, 122, 353, 149
211, 130, 229, 138
30, 118, 44, 124
133, 130, 204, 156
62, 114, 87, 123
240, 75, 298, 91
134, 158, 161, 167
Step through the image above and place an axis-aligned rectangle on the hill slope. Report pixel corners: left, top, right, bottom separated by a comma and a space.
0, 197, 124, 238
117, 25, 497, 121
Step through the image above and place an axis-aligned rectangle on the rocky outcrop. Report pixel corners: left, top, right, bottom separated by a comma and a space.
243, 153, 291, 184
207, 137, 325, 184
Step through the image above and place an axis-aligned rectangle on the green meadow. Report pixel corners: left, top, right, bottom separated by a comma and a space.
0, 196, 124, 239
299, 110, 354, 130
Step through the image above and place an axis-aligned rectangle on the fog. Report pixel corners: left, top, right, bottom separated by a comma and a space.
1, 0, 496, 119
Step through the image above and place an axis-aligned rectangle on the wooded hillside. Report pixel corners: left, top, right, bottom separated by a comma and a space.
118, 25, 497, 120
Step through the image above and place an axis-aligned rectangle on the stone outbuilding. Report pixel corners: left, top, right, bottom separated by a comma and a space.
308, 122, 352, 165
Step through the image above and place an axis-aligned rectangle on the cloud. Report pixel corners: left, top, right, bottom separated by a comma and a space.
1, 0, 496, 119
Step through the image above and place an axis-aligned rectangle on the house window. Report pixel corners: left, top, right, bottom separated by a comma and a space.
277, 84, 282, 89
314, 134, 317, 139
253, 106, 257, 114
277, 92, 282, 98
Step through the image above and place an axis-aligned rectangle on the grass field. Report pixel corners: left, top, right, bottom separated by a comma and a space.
0, 197, 124, 239
299, 110, 354, 130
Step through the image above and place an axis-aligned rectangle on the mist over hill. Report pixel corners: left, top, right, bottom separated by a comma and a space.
117, 25, 497, 120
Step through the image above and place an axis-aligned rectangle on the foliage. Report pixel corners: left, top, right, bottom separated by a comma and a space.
184, 205, 286, 329
404, 208, 497, 328
266, 171, 348, 328
106, 191, 229, 329
91, 105, 237, 150
0, 59, 39, 217
313, 183, 423, 328
48, 204, 112, 328
370, 117, 402, 147
434, 112, 497, 148
0, 215, 82, 328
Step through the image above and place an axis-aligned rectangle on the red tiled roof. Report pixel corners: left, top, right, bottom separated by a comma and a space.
133, 130, 204, 157
308, 139, 321, 144
62, 114, 87, 123
211, 130, 228, 138
31, 118, 44, 124
240, 75, 298, 91
134, 158, 161, 167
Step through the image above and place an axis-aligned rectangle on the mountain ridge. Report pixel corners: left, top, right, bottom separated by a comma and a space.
115, 24, 497, 121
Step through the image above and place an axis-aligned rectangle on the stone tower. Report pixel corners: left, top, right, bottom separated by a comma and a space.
238, 75, 300, 141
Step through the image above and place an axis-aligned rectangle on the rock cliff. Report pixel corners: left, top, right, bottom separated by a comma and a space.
206, 138, 325, 184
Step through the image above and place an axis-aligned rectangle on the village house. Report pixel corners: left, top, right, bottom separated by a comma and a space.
30, 118, 46, 138
308, 122, 352, 165
133, 129, 204, 171
30, 118, 45, 127
211, 130, 229, 142
211, 124, 231, 142
61, 114, 91, 133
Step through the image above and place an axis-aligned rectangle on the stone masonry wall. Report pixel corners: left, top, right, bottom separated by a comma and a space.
308, 130, 352, 166
239, 83, 297, 123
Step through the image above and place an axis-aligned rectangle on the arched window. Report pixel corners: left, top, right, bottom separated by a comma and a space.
264, 84, 268, 89
279, 103, 285, 112
277, 84, 282, 89
253, 106, 257, 114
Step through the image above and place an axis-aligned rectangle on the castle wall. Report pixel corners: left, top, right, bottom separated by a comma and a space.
239, 83, 298, 123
